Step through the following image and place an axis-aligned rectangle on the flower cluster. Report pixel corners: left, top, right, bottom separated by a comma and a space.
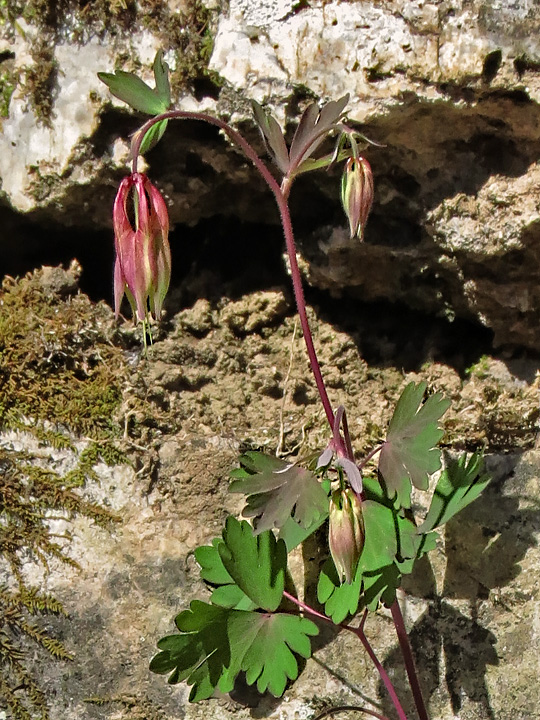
113, 172, 171, 326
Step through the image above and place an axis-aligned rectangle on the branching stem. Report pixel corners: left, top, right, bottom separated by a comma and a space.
132, 112, 336, 431
283, 592, 409, 720
133, 110, 428, 720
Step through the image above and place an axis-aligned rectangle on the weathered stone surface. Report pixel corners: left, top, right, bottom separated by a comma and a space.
1, 1, 540, 349
1, 273, 539, 720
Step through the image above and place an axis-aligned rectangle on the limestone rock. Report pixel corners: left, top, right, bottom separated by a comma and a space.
1, 1, 540, 343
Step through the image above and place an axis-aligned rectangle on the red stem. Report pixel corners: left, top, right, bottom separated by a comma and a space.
390, 600, 429, 720
132, 112, 335, 430
283, 592, 409, 720
357, 443, 384, 470
132, 111, 426, 720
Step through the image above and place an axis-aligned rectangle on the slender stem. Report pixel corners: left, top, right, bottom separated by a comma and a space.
340, 406, 355, 460
390, 600, 429, 720
358, 443, 384, 470
283, 592, 409, 720
133, 111, 424, 720
283, 590, 330, 622
348, 624, 409, 720
132, 112, 335, 429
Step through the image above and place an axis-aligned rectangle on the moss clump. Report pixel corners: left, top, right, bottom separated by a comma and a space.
0, 263, 128, 719
84, 694, 167, 720
21, 44, 58, 126
0, 68, 16, 117
0, 263, 125, 436
137, 0, 223, 94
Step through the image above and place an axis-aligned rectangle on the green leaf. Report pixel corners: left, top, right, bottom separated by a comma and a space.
361, 564, 401, 611
139, 118, 169, 154
278, 512, 328, 552
317, 558, 362, 623
194, 539, 256, 610
317, 475, 440, 617
150, 600, 318, 701
229, 451, 329, 534
98, 70, 168, 115
240, 612, 317, 696
396, 529, 438, 574
378, 381, 451, 507
153, 50, 171, 108
218, 517, 287, 612
418, 452, 491, 532
360, 499, 398, 572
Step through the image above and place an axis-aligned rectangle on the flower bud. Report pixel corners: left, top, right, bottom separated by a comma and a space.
328, 488, 365, 584
113, 172, 171, 324
340, 156, 374, 240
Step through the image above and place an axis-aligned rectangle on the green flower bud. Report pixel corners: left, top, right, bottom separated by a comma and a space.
328, 488, 365, 584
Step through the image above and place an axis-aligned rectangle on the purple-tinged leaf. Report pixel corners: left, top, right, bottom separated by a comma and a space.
378, 381, 451, 508
252, 101, 290, 174
289, 94, 349, 172
289, 103, 320, 168
335, 457, 363, 494
229, 452, 329, 534
318, 94, 350, 128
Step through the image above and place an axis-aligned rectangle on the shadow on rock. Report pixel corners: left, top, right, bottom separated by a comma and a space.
378, 452, 539, 718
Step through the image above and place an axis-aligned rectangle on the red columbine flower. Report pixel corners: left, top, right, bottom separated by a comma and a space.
340, 156, 374, 240
328, 488, 365, 584
113, 172, 171, 324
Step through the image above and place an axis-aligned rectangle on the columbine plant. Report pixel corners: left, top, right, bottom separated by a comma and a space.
100, 54, 491, 720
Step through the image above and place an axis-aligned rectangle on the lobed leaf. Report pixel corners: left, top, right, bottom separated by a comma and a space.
361, 564, 401, 611
378, 381, 451, 508
150, 600, 318, 701
194, 539, 256, 610
317, 558, 362, 623
218, 516, 287, 612
418, 452, 491, 533
230, 451, 329, 536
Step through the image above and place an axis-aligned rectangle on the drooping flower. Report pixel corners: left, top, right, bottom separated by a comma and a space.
113, 172, 171, 325
328, 487, 365, 584
340, 156, 374, 240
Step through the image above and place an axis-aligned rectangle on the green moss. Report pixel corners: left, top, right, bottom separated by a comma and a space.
84, 694, 167, 719
21, 46, 57, 126
1, 0, 224, 125
0, 69, 16, 117
466, 354, 491, 379
0, 266, 129, 719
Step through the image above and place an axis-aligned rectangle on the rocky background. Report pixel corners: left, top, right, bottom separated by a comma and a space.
0, 1, 539, 720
